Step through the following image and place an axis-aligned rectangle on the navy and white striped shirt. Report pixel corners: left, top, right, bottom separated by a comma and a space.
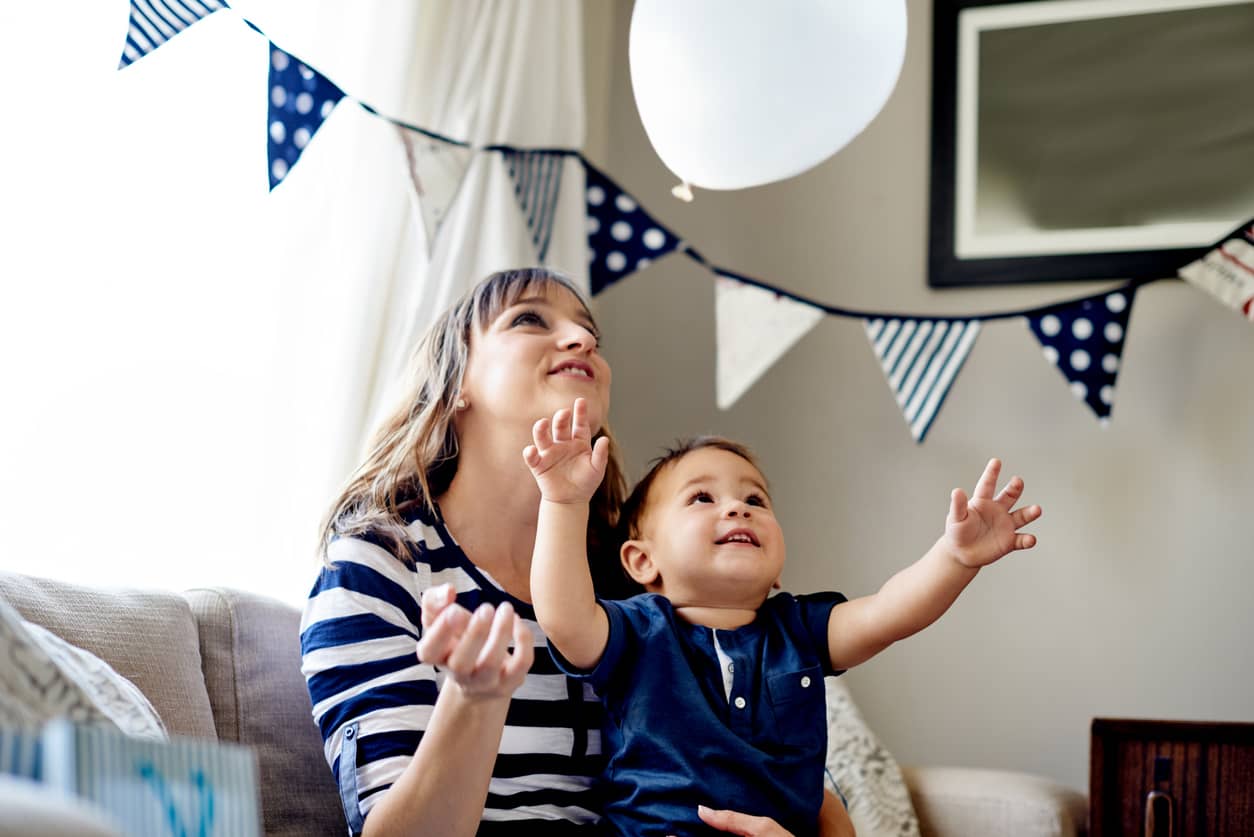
300, 505, 605, 835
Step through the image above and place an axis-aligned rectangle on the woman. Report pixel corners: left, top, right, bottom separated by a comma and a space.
301, 268, 845, 835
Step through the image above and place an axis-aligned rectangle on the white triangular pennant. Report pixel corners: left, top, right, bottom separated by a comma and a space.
396, 127, 474, 257
865, 318, 981, 442
1179, 224, 1254, 322
716, 275, 824, 409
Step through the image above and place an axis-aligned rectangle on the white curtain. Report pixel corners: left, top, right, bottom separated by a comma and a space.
0, 0, 587, 603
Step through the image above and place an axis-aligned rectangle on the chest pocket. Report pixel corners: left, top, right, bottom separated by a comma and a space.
765, 664, 825, 749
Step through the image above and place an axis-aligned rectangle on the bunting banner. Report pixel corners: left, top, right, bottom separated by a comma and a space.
715, 272, 825, 409
267, 45, 344, 190
1026, 289, 1136, 424
395, 126, 474, 257
865, 318, 981, 443
107, 4, 1253, 443
583, 162, 682, 296
118, 0, 225, 69
503, 151, 566, 264
1178, 223, 1254, 322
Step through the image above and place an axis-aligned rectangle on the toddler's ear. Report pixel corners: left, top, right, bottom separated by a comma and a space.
620, 540, 659, 587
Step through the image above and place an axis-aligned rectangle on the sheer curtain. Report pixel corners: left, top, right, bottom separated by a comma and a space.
0, 0, 587, 603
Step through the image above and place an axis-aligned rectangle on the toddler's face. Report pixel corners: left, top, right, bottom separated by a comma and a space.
630, 448, 785, 608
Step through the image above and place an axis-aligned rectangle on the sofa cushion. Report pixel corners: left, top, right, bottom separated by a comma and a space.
185, 587, 344, 837
825, 676, 921, 837
0, 572, 217, 740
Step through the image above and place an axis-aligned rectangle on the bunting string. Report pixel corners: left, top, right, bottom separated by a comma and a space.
113, 6, 1253, 443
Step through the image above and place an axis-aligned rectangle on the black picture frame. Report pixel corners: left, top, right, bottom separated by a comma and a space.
927, 0, 1254, 287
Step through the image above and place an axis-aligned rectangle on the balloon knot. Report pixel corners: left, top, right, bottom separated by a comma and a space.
671, 181, 694, 202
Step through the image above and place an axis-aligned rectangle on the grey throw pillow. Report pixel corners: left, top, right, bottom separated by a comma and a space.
0, 596, 166, 740
824, 676, 921, 837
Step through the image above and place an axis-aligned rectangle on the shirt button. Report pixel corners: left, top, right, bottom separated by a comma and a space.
727, 662, 735, 673
733, 696, 747, 709
800, 676, 812, 688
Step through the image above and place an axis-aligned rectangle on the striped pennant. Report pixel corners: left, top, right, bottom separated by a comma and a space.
582, 160, 681, 295
267, 45, 345, 190
118, 0, 225, 69
502, 151, 565, 264
715, 272, 824, 409
396, 126, 474, 257
865, 318, 981, 443
1026, 289, 1136, 425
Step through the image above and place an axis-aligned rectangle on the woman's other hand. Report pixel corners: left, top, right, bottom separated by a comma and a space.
667, 804, 796, 836
416, 583, 533, 700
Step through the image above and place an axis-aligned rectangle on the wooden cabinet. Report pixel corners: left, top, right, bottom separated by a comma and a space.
1090, 718, 1254, 837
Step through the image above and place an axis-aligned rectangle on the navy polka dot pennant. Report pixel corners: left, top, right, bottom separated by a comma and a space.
583, 161, 681, 296
1026, 289, 1136, 424
865, 317, 982, 443
1179, 223, 1254, 323
503, 151, 566, 264
396, 126, 474, 258
267, 45, 345, 190
118, 0, 225, 69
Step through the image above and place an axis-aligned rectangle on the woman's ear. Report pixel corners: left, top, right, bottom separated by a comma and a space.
620, 540, 659, 587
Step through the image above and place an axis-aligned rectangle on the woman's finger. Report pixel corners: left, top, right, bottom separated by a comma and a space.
444, 603, 494, 675
696, 805, 785, 836
416, 602, 470, 665
499, 613, 535, 687
474, 602, 517, 672
419, 583, 455, 630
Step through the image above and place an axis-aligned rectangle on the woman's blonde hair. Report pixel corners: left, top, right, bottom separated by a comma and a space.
318, 268, 631, 593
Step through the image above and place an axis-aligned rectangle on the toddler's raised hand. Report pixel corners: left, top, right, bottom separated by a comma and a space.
523, 397, 609, 505
944, 458, 1042, 568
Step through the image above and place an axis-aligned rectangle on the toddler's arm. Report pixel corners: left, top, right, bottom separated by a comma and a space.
524, 398, 611, 670
826, 458, 1041, 671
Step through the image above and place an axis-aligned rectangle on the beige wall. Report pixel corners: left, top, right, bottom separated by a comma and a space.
583, 0, 1254, 794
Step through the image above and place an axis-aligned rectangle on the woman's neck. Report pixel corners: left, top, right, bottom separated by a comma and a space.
437, 438, 541, 601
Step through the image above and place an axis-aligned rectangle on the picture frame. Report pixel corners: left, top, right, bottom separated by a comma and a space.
928, 0, 1254, 287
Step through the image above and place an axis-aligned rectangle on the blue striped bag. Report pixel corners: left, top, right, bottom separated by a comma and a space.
40, 721, 261, 837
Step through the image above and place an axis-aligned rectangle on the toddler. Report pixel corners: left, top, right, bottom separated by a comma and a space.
525, 398, 1041, 836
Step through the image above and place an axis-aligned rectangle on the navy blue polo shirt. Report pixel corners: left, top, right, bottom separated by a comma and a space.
553, 591, 846, 837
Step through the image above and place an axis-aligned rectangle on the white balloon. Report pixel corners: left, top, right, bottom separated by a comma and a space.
629, 0, 907, 192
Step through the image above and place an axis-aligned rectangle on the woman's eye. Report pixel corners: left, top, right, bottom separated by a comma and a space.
511, 310, 546, 328
688, 491, 714, 505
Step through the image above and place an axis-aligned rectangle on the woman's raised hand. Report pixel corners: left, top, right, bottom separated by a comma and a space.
523, 397, 610, 505
415, 583, 534, 701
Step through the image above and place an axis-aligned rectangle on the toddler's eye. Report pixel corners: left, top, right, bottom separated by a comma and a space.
746, 494, 767, 508
511, 309, 547, 328
688, 491, 714, 505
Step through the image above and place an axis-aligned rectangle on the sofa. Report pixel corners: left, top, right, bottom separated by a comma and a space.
0, 570, 1087, 836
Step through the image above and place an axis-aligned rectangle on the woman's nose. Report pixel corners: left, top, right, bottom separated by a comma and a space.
559, 325, 595, 352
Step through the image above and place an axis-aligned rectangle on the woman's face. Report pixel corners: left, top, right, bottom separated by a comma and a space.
460, 282, 612, 436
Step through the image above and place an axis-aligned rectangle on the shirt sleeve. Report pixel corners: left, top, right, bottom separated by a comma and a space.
792, 591, 848, 676
547, 595, 651, 695
300, 535, 433, 832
